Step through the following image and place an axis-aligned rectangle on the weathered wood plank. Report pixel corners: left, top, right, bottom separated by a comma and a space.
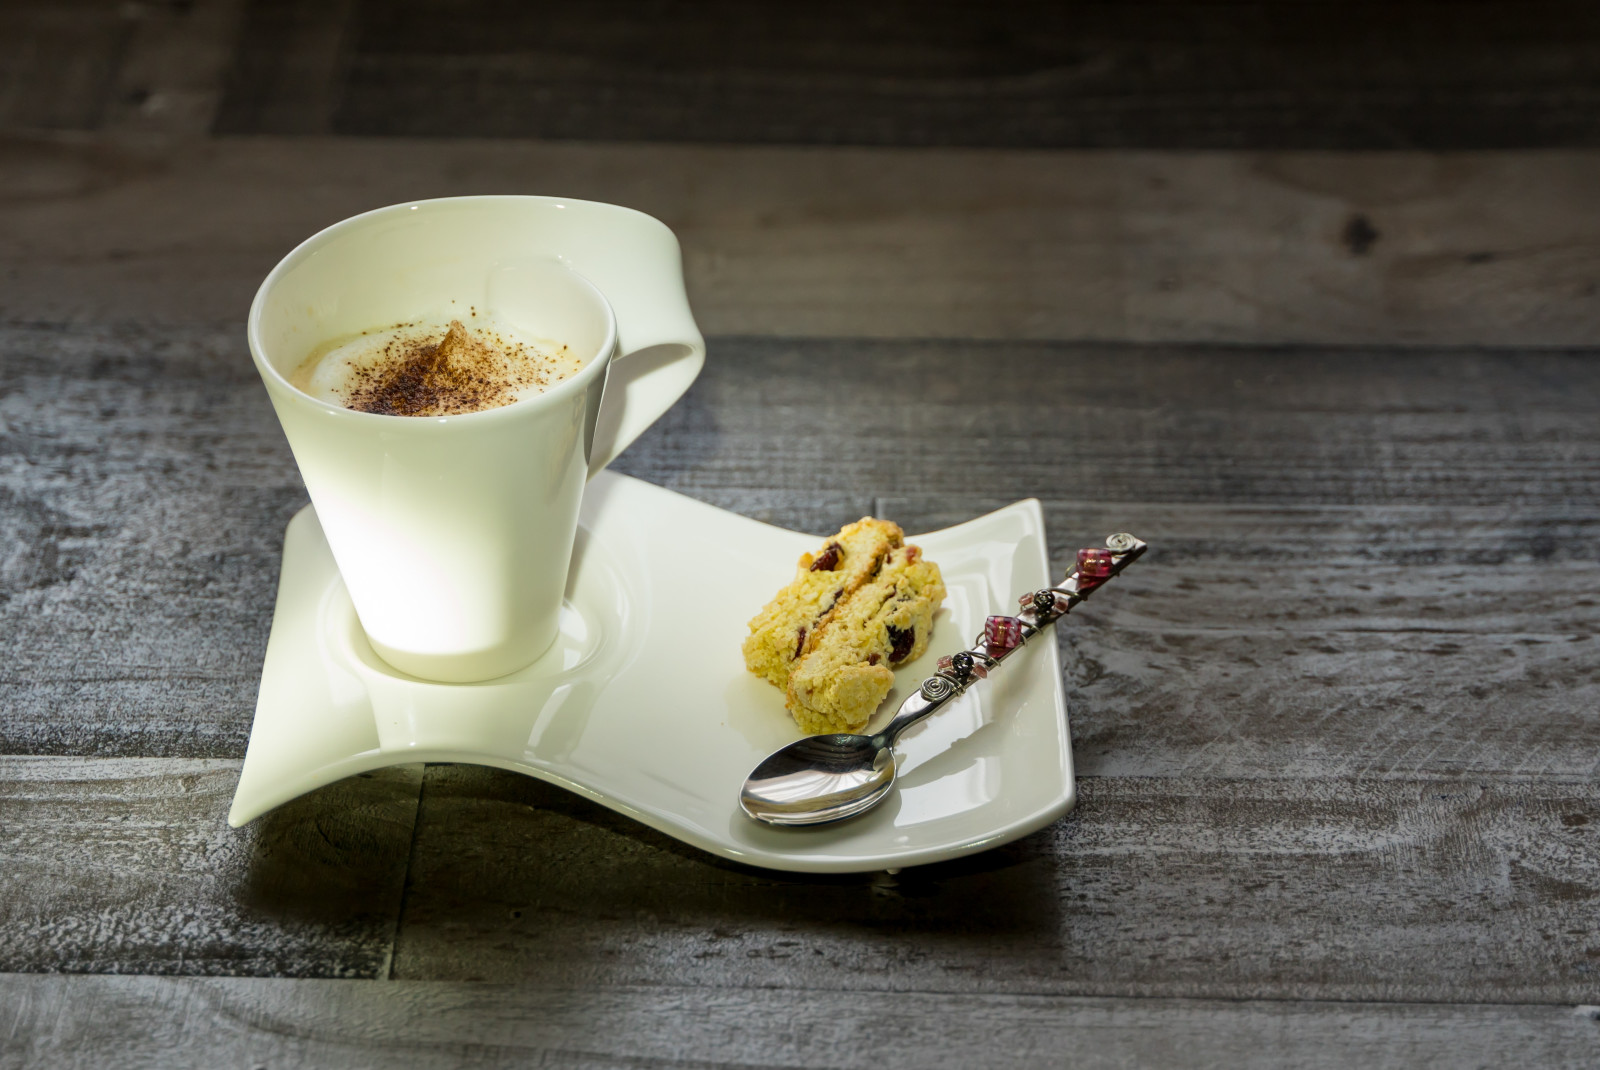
0, 0, 242, 137
0, 757, 420, 977
3, 975, 1599, 1070
0, 325, 299, 756
885, 499, 1600, 779
625, 340, 1600, 506
6, 136, 1600, 346
210, 0, 350, 138
3, 756, 1596, 1000
3, 327, 1595, 766
0, 2, 133, 132
389, 766, 1600, 1004
215, 0, 1600, 152
102, 0, 247, 137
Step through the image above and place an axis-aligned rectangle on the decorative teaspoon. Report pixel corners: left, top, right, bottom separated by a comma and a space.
739, 532, 1147, 826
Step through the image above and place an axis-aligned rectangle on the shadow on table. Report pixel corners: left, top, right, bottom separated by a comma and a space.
382, 764, 1064, 983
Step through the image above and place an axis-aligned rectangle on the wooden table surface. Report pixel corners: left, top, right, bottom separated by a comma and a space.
3, 3, 1598, 1066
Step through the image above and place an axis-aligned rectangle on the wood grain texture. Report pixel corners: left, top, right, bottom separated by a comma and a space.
389, 766, 1600, 1003
0, 2, 134, 132
3, 756, 1596, 1000
102, 0, 247, 137
6, 135, 1600, 345
210, 0, 350, 138
625, 339, 1600, 507
4, 975, 1599, 1070
0, 325, 298, 756
3, 326, 1595, 774
0, 1, 242, 136
0, 757, 420, 976
886, 499, 1600, 779
216, 0, 1600, 151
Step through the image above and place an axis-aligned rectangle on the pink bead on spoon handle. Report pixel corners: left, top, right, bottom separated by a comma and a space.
739, 532, 1148, 827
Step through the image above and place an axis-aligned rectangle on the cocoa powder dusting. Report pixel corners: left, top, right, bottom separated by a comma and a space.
345, 320, 536, 417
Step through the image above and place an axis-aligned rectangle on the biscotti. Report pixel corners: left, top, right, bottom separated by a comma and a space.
786, 543, 945, 733
743, 519, 946, 735
741, 518, 904, 690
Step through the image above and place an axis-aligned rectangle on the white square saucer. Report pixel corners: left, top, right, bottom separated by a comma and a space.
230, 472, 1075, 873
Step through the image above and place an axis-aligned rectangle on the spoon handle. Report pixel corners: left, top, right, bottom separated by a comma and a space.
874, 532, 1147, 747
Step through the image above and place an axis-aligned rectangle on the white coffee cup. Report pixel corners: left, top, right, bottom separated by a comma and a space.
249, 196, 704, 682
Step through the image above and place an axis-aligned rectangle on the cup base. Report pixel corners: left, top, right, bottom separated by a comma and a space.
366, 628, 561, 684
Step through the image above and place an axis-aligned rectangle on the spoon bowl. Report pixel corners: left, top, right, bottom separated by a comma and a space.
739, 733, 896, 826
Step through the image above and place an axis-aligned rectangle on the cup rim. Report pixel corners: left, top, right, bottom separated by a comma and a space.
247, 196, 623, 427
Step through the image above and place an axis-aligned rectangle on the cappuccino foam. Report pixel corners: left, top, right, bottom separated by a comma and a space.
290, 317, 584, 417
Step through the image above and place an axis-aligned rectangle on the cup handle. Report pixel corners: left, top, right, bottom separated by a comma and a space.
571, 220, 705, 478
587, 334, 704, 478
